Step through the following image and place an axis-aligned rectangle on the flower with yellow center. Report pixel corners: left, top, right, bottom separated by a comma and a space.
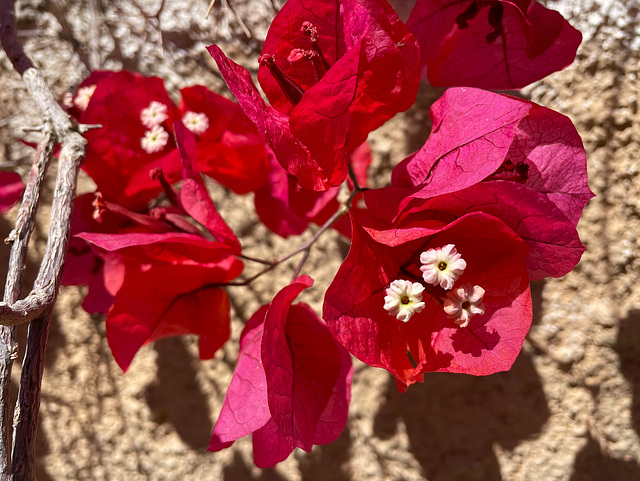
383, 279, 426, 323
140, 101, 169, 128
140, 126, 169, 154
182, 111, 210, 135
443, 283, 485, 328
420, 244, 467, 290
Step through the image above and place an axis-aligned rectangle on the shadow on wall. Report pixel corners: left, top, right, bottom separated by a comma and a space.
374, 351, 550, 481
569, 434, 640, 481
221, 424, 353, 481
145, 337, 213, 450
616, 310, 640, 438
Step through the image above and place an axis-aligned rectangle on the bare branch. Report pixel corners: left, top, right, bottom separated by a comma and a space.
1, 0, 89, 477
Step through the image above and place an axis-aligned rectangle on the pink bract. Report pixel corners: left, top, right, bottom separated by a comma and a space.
209, 276, 353, 467
407, 0, 582, 89
323, 212, 531, 391
364, 87, 593, 279
207, 0, 419, 191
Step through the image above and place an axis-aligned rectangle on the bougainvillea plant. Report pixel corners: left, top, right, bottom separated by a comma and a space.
18, 0, 590, 469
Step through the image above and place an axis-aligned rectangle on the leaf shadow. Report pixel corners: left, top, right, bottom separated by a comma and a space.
450, 324, 501, 357
35, 419, 54, 481
569, 433, 640, 481
374, 350, 549, 481
223, 451, 289, 481
145, 337, 212, 450
299, 425, 353, 481
614, 309, 640, 438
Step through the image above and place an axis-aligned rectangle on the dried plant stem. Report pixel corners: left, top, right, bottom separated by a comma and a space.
1, 0, 89, 478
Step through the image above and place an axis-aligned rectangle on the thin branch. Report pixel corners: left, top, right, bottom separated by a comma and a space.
1, 0, 89, 478
0, 131, 54, 469
226, 186, 358, 287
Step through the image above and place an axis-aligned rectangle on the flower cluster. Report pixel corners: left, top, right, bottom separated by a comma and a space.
43, 0, 591, 469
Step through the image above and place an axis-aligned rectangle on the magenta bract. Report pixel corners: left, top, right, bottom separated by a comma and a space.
79, 231, 243, 371
254, 142, 371, 238
209, 276, 352, 467
407, 0, 582, 89
73, 70, 269, 210
365, 87, 593, 279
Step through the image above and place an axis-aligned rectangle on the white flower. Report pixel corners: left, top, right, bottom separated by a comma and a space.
140, 101, 169, 128
420, 244, 467, 290
182, 111, 209, 135
443, 283, 485, 328
62, 92, 74, 109
140, 126, 169, 154
74, 85, 97, 111
383, 279, 426, 323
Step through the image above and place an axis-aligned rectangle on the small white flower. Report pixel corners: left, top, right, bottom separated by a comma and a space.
74, 85, 97, 111
62, 92, 74, 109
383, 279, 426, 323
182, 111, 209, 135
140, 101, 169, 128
140, 126, 169, 154
443, 283, 485, 328
420, 244, 467, 290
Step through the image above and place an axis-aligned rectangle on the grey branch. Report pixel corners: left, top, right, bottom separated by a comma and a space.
1, 0, 90, 478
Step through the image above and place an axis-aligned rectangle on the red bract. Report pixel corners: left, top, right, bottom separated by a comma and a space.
207, 0, 419, 191
178, 85, 269, 194
61, 193, 128, 314
173, 121, 242, 253
64, 122, 242, 321
323, 211, 531, 391
255, 142, 371, 238
77, 70, 182, 210
79, 232, 243, 371
365, 87, 593, 279
406, 0, 582, 89
73, 71, 270, 210
0, 171, 24, 214
209, 276, 353, 467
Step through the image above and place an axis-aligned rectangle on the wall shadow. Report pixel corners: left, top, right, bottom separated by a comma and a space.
374, 351, 549, 481
219, 426, 352, 481
569, 434, 640, 481
223, 451, 289, 481
615, 310, 640, 437
145, 337, 213, 450
299, 425, 352, 481
35, 419, 54, 481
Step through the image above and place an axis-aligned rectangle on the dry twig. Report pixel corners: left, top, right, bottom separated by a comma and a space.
0, 0, 89, 478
